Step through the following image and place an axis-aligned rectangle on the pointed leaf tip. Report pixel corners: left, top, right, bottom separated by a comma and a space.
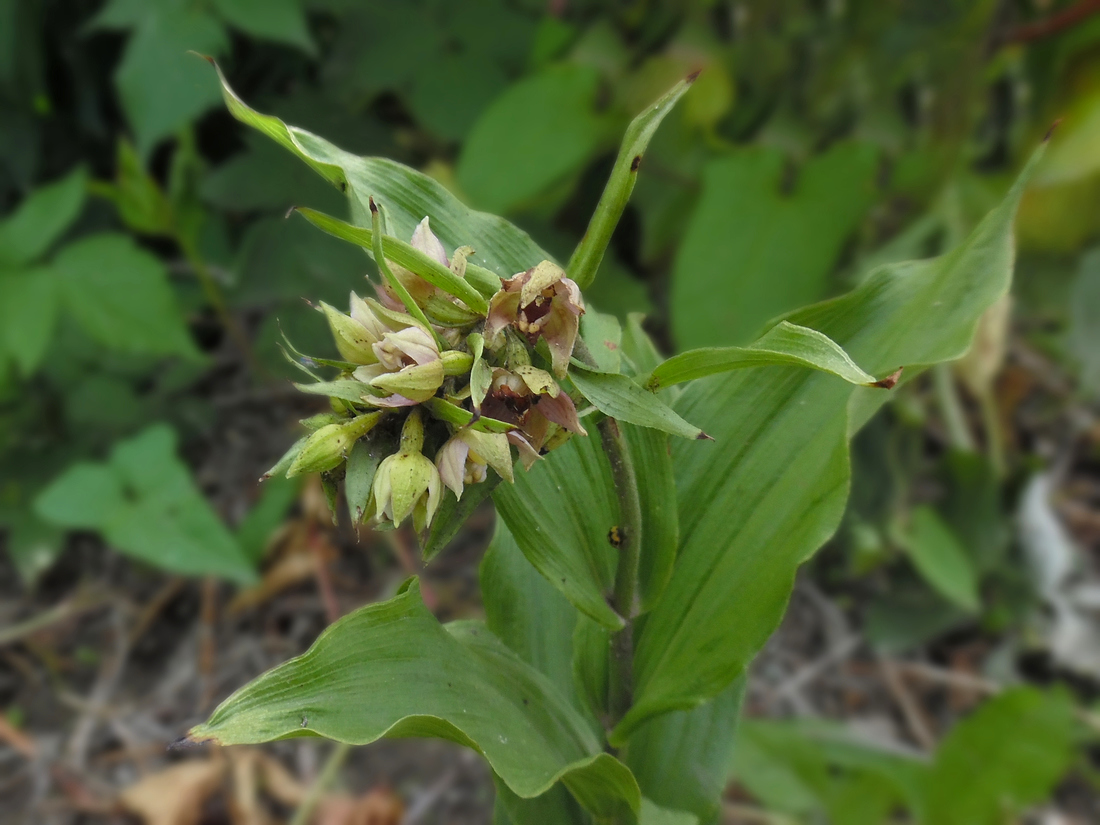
1044, 118, 1062, 142
871, 367, 904, 389
686, 69, 702, 83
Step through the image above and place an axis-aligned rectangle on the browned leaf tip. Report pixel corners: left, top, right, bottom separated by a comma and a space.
686, 69, 702, 83
188, 51, 216, 66
871, 367, 903, 390
284, 205, 299, 219
1044, 118, 1063, 142
696, 430, 715, 441
369, 196, 378, 213
167, 735, 205, 752
630, 155, 642, 172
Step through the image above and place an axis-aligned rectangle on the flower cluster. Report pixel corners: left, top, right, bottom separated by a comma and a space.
270, 216, 587, 535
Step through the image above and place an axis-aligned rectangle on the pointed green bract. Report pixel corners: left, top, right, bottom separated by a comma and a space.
294, 207, 488, 315
570, 368, 705, 441
613, 144, 1045, 743
646, 321, 889, 391
204, 58, 552, 278
190, 580, 644, 822
568, 75, 696, 290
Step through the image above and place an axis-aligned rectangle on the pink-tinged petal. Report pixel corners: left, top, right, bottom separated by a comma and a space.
485, 290, 522, 339
386, 326, 439, 366
535, 391, 586, 435
366, 392, 420, 408
557, 276, 585, 315
541, 301, 581, 378
350, 292, 391, 339
507, 432, 541, 470
410, 217, 449, 267
436, 436, 470, 499
373, 282, 406, 312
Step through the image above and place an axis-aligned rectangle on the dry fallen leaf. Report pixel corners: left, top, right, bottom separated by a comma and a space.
317, 787, 405, 825
119, 756, 226, 825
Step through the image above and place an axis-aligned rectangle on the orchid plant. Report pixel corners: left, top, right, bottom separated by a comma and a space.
186, 58, 1045, 825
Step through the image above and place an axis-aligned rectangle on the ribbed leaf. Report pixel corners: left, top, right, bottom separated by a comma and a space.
206, 59, 550, 278
190, 580, 643, 821
614, 145, 1045, 742
493, 434, 623, 630
0, 167, 87, 267
570, 368, 706, 441
646, 321, 892, 391
623, 423, 678, 612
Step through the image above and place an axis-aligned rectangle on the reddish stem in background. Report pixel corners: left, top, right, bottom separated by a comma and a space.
1004, 0, 1100, 43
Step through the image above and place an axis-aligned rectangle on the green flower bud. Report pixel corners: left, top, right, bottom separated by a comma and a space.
287, 412, 383, 478
319, 301, 380, 364
440, 350, 474, 376
369, 410, 442, 531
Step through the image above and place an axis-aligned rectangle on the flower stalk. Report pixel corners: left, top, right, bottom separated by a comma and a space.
599, 416, 642, 729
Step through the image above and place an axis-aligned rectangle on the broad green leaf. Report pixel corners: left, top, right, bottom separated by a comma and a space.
493, 433, 623, 630
457, 64, 609, 214
481, 519, 581, 712
616, 145, 1044, 743
568, 74, 694, 290
207, 61, 552, 278
293, 207, 488, 314
626, 679, 744, 824
570, 368, 706, 441
0, 167, 87, 266
671, 142, 879, 349
572, 615, 610, 723
646, 321, 890, 391
0, 265, 58, 376
190, 581, 643, 822
493, 777, 590, 825
211, 0, 314, 54
898, 506, 980, 612
52, 233, 198, 358
95, 4, 228, 156
577, 309, 623, 373
420, 473, 499, 559
919, 687, 1078, 825
34, 425, 255, 583
622, 423, 678, 612
639, 799, 699, 825
732, 720, 907, 825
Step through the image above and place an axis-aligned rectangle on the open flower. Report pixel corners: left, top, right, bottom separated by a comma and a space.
353, 324, 444, 405
435, 428, 514, 499
480, 365, 586, 468
369, 410, 442, 532
485, 261, 585, 378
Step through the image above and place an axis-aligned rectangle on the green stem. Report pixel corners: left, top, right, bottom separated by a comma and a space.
289, 742, 352, 825
369, 198, 447, 350
978, 389, 1006, 477
932, 364, 975, 452
599, 417, 642, 731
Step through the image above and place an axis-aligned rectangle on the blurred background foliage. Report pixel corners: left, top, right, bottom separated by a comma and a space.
3, 0, 1100, 822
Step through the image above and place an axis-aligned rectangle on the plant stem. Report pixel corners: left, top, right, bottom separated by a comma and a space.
178, 236, 262, 375
289, 741, 352, 825
598, 417, 642, 729
978, 389, 1006, 478
932, 364, 975, 452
